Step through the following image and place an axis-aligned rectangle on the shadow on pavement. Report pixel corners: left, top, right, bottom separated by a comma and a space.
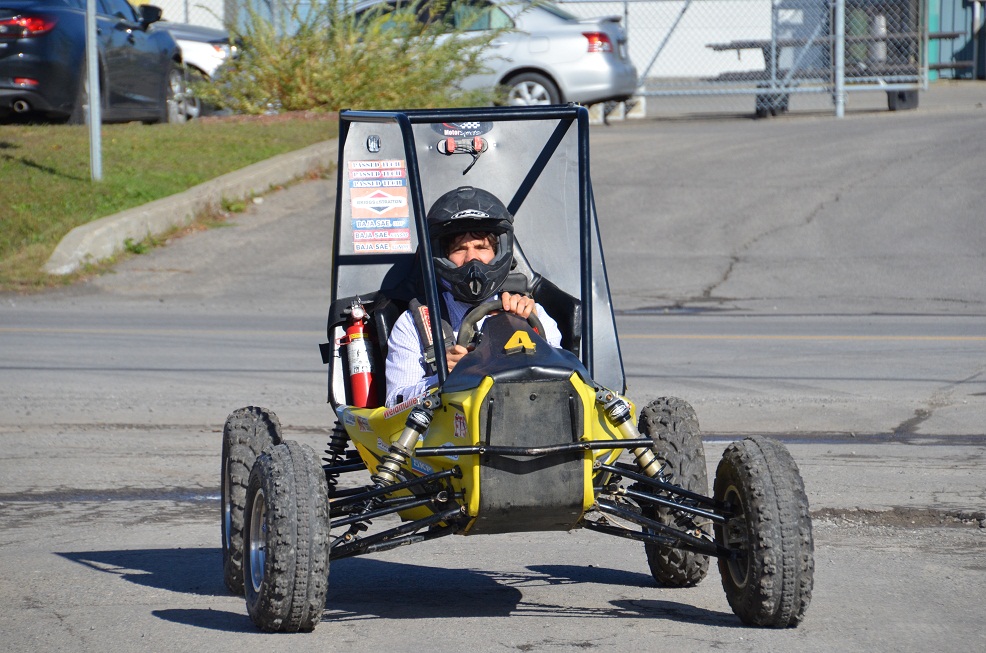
57, 547, 739, 629
57, 547, 227, 597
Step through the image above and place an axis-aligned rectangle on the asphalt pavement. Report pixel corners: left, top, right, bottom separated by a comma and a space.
42, 80, 986, 277
3, 79, 984, 653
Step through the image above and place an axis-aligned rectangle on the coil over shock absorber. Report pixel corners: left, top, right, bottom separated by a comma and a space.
324, 421, 351, 491
596, 389, 666, 478
371, 398, 438, 487
597, 389, 707, 537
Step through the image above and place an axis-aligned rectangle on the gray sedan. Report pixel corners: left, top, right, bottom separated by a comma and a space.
356, 0, 639, 106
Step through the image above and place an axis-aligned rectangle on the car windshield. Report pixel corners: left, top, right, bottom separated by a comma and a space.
354, 0, 513, 32
452, 2, 512, 31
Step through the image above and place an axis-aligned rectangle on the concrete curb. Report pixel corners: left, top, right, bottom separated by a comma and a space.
44, 139, 339, 276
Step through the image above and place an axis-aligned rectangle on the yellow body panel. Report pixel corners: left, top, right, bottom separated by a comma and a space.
340, 373, 634, 531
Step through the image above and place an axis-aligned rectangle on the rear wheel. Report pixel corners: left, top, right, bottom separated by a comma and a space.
221, 406, 282, 595
244, 441, 330, 633
504, 72, 561, 105
638, 397, 710, 587
714, 436, 814, 627
182, 68, 207, 120
162, 63, 189, 124
67, 71, 91, 125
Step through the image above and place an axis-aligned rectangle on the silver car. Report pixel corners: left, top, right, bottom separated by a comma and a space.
355, 0, 639, 105
152, 21, 234, 119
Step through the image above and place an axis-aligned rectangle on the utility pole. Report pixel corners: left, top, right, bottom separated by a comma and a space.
85, 0, 102, 181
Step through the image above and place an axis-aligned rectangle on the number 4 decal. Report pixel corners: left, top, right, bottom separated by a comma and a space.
503, 330, 536, 355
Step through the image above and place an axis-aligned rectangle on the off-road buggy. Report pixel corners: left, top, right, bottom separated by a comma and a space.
220, 105, 814, 632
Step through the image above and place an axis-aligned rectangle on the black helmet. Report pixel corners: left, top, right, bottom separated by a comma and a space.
426, 186, 513, 304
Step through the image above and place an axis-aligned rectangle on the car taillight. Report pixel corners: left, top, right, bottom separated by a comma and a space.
583, 32, 614, 54
0, 15, 57, 38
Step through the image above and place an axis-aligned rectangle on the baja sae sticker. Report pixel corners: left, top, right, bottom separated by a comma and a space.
353, 218, 409, 229
348, 159, 413, 254
353, 241, 412, 253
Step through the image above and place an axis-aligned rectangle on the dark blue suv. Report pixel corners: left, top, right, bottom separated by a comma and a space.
0, 0, 185, 123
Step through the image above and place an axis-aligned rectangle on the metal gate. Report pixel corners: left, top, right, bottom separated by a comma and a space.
558, 0, 929, 116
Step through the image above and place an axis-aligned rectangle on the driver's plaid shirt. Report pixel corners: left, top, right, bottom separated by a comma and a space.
384, 290, 562, 407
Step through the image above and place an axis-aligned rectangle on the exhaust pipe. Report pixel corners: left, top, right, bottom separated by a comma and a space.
12, 99, 30, 113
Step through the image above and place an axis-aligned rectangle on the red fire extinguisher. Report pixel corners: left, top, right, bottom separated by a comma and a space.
343, 300, 378, 408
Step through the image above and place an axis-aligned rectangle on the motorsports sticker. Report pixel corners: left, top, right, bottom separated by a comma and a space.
430, 121, 494, 137
349, 160, 412, 254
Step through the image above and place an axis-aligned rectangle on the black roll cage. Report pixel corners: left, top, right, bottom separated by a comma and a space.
333, 105, 600, 390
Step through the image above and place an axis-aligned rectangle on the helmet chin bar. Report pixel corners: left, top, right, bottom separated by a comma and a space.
428, 187, 515, 304
439, 255, 510, 304
467, 268, 484, 297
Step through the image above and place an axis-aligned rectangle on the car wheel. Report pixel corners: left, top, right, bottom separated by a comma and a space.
637, 397, 711, 587
221, 406, 282, 595
244, 441, 330, 633
67, 71, 91, 126
163, 63, 189, 124
504, 72, 561, 106
714, 436, 814, 627
182, 68, 207, 120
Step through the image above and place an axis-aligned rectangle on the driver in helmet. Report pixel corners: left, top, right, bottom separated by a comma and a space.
385, 186, 562, 407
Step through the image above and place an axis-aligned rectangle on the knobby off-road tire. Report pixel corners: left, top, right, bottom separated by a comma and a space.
221, 406, 282, 595
244, 441, 330, 633
714, 436, 814, 627
638, 397, 710, 587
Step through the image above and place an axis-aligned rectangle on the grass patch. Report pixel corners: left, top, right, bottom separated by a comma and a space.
0, 115, 337, 292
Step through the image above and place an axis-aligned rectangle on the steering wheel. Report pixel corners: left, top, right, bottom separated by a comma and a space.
456, 300, 545, 348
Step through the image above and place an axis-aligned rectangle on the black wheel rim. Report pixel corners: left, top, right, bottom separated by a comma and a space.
722, 484, 751, 588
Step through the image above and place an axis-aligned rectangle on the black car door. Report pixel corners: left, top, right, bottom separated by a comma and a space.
98, 0, 159, 117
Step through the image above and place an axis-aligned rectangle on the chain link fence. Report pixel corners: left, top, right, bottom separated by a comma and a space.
149, 0, 931, 116
559, 0, 928, 116
142, 0, 227, 28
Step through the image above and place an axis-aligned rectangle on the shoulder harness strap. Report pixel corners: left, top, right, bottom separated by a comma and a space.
409, 298, 455, 376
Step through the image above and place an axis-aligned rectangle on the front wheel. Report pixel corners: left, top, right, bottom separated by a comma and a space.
638, 397, 710, 587
714, 436, 814, 627
244, 441, 330, 633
